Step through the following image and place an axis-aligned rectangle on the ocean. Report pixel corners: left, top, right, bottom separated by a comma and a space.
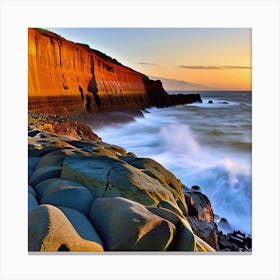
94, 91, 252, 235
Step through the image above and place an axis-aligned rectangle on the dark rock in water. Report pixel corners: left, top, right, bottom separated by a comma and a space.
213, 214, 220, 223
191, 185, 201, 192
184, 187, 214, 222
217, 217, 233, 234
188, 216, 219, 250
217, 230, 252, 252
126, 152, 137, 158
28, 129, 41, 137
218, 234, 239, 251
184, 186, 217, 250
208, 100, 213, 104
221, 101, 228, 104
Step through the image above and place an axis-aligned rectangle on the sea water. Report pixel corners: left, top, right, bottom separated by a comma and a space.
94, 91, 252, 235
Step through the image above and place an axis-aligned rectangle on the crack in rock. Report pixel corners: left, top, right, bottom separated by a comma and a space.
103, 167, 115, 196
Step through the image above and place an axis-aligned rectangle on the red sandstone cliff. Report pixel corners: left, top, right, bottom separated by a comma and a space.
28, 28, 201, 116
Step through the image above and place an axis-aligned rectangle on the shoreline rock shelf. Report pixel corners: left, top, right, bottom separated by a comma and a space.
28, 115, 251, 252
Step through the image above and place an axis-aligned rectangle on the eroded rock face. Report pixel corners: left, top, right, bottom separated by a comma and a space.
28, 28, 150, 115
28, 28, 202, 116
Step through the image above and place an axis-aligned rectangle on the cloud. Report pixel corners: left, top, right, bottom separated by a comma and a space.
179, 65, 251, 70
138, 62, 159, 66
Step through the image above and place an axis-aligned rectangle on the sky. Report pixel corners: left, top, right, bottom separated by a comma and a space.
48, 28, 251, 91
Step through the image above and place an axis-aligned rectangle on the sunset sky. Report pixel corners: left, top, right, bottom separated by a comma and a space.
48, 28, 251, 91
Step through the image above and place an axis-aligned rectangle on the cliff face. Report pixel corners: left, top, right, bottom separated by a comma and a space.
28, 28, 201, 116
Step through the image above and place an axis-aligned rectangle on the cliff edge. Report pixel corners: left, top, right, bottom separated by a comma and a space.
28, 28, 201, 116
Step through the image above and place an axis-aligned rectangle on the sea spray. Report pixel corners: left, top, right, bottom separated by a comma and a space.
94, 91, 252, 235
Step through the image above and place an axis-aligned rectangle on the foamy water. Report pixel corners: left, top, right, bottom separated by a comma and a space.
94, 91, 252, 235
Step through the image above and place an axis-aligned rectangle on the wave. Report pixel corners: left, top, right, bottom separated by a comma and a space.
94, 95, 252, 235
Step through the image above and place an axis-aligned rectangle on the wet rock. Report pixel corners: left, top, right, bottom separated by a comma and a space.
188, 216, 219, 250
217, 217, 233, 234
184, 187, 213, 222
208, 100, 213, 104
191, 185, 201, 192
217, 230, 252, 252
28, 129, 40, 137
184, 186, 218, 250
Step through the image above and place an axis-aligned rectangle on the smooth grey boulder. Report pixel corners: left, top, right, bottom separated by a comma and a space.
34, 178, 60, 198
36, 149, 75, 169
29, 166, 62, 187
147, 206, 195, 251
28, 157, 41, 179
28, 184, 37, 197
89, 197, 175, 251
39, 179, 93, 214
58, 206, 103, 247
28, 192, 38, 213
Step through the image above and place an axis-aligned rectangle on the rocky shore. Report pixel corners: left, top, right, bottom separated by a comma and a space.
28, 113, 251, 252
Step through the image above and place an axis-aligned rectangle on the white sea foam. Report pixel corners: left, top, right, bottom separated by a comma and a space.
94, 91, 252, 234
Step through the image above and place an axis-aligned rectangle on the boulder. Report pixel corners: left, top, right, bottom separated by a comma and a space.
158, 199, 184, 217
184, 186, 218, 250
28, 184, 37, 197
39, 179, 93, 214
188, 216, 219, 250
217, 217, 233, 234
194, 235, 216, 252
28, 204, 104, 252
89, 197, 175, 251
29, 165, 62, 187
58, 206, 103, 247
34, 178, 61, 197
36, 149, 76, 169
184, 187, 213, 222
28, 157, 41, 179
28, 192, 38, 213
61, 155, 177, 207
147, 206, 195, 251
28, 129, 41, 137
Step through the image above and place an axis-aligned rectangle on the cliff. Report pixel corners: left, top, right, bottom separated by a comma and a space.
28, 28, 201, 116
